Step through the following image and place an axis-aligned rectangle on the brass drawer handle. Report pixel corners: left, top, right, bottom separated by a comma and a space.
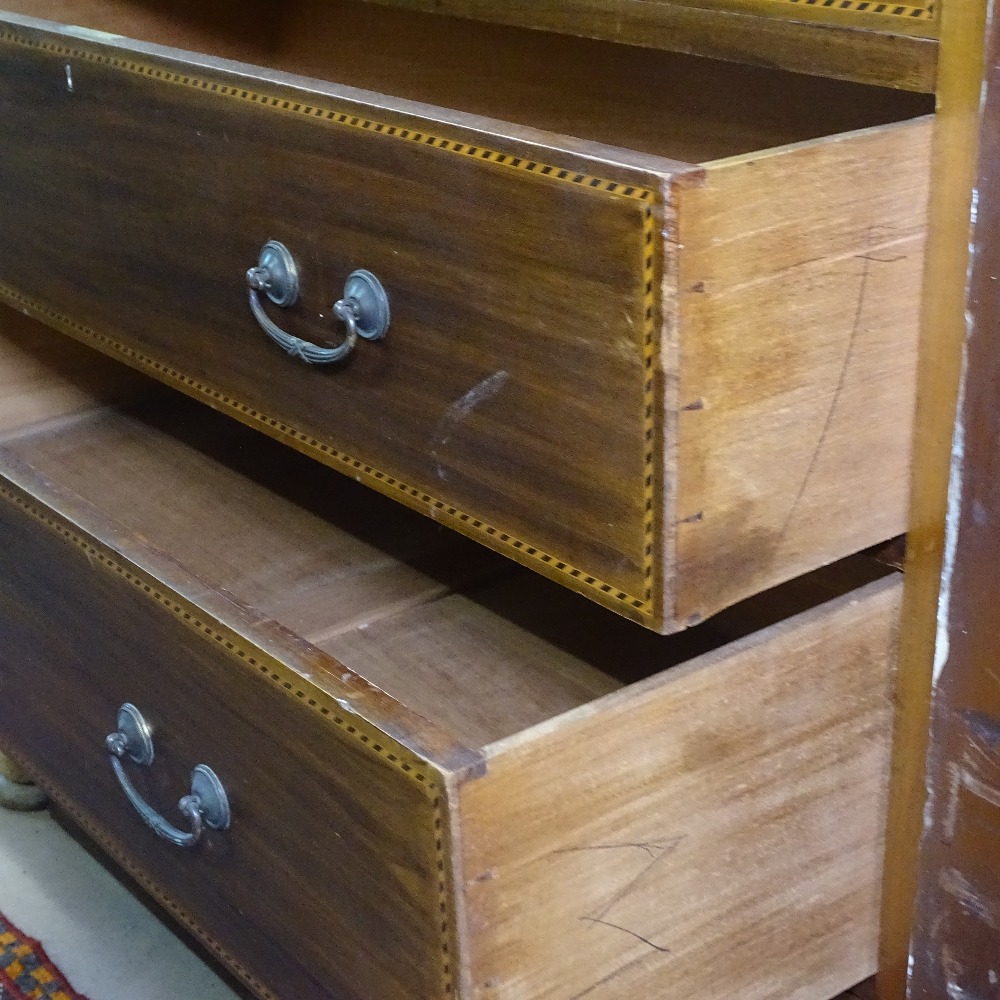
105, 703, 231, 849
246, 240, 390, 364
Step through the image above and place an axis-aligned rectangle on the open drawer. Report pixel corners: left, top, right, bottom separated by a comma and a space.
0, 312, 900, 1000
0, 7, 931, 632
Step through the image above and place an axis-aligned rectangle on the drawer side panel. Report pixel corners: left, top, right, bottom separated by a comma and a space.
0, 480, 453, 1000
673, 119, 931, 627
0, 21, 666, 624
457, 577, 901, 1000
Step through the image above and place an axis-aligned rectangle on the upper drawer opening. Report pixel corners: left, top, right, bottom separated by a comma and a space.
0, 310, 895, 752
0, 12, 927, 631
4, 0, 933, 162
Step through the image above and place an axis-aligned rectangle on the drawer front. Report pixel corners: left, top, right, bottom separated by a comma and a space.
0, 18, 671, 625
0, 480, 454, 1000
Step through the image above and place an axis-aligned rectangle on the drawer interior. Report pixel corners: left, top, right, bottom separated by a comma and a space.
0, 309, 895, 751
5, 0, 933, 161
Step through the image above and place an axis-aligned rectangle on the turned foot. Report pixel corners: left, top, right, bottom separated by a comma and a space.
0, 751, 47, 811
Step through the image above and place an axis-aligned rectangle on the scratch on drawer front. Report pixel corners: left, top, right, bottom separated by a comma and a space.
64, 62, 72, 92
431, 371, 509, 482
0, 281, 653, 619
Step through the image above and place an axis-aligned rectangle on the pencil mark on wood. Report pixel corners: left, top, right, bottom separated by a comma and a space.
859, 222, 910, 244
554, 839, 673, 859
858, 253, 907, 263
581, 917, 671, 953
780, 256, 871, 539
769, 252, 830, 278
566, 953, 652, 1000
585, 835, 686, 921
538, 836, 687, 999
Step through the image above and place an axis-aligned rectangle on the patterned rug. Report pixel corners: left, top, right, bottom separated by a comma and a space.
0, 914, 88, 1000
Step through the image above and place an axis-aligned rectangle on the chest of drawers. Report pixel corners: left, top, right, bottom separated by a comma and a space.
0, 3, 933, 998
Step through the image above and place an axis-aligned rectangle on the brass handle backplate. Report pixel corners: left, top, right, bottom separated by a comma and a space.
246, 240, 390, 364
106, 703, 231, 849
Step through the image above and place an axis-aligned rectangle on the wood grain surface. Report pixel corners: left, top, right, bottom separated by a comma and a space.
456, 576, 901, 1000
0, 0, 940, 91
4, 393, 509, 643
877, 0, 991, 992
673, 118, 931, 626
0, 475, 456, 1000
359, 0, 940, 91
360, 0, 940, 38
0, 306, 144, 440
274, 2, 933, 163
0, 2, 935, 155
0, 16, 680, 624
322, 571, 724, 748
902, 4, 1000, 993
2, 368, 895, 752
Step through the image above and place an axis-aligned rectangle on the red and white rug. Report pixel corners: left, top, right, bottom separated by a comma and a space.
0, 913, 88, 1000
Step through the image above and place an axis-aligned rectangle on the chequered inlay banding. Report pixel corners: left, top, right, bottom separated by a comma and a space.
0, 25, 663, 620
